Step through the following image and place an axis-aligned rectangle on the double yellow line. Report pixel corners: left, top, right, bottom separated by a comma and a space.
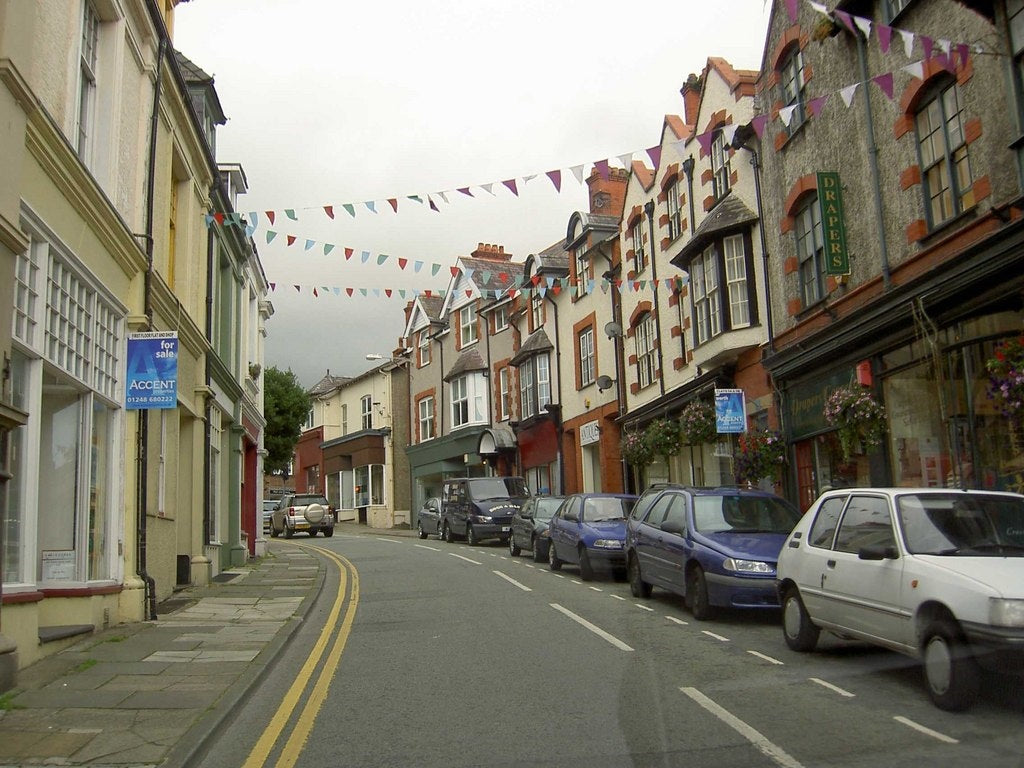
243, 543, 360, 768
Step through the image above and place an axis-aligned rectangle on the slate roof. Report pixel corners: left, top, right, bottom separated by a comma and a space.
443, 348, 487, 382
671, 194, 758, 267
459, 257, 525, 291
510, 330, 554, 367
418, 295, 444, 322
308, 373, 351, 397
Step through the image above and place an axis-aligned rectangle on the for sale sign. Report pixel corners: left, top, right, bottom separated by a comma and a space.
126, 331, 178, 410
714, 388, 746, 434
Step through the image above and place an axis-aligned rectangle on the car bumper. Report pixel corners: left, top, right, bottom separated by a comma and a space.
586, 547, 626, 568
706, 572, 780, 608
962, 621, 1024, 672
469, 522, 512, 540
288, 518, 335, 531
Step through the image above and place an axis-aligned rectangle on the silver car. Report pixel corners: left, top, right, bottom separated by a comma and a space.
270, 493, 335, 538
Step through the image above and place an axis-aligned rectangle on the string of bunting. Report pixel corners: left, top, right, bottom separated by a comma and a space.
266, 274, 689, 300
205, 2, 987, 231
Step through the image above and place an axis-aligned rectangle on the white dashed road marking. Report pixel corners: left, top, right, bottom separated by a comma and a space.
893, 716, 959, 744
493, 571, 532, 592
448, 553, 482, 565
702, 630, 730, 642
635, 603, 654, 612
550, 603, 634, 651
747, 650, 784, 665
680, 687, 805, 768
610, 594, 626, 601
809, 678, 855, 698
414, 544, 441, 552
666, 615, 689, 626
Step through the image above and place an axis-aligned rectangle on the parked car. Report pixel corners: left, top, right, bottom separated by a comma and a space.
777, 487, 1024, 711
440, 476, 530, 546
270, 493, 336, 538
625, 484, 802, 620
262, 499, 278, 534
416, 497, 443, 539
548, 493, 637, 580
508, 495, 566, 562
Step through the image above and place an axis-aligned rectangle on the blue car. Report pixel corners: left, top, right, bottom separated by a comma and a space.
625, 485, 802, 620
548, 493, 638, 580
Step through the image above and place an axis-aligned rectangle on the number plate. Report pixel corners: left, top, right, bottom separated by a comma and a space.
501, 526, 511, 532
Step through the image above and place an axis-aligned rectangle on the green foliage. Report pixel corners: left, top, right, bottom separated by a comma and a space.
620, 429, 653, 469
680, 400, 717, 445
264, 366, 312, 474
645, 417, 684, 459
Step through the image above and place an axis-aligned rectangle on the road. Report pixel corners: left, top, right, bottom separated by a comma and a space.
198, 532, 1024, 768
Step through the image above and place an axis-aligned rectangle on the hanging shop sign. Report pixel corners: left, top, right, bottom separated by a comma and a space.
126, 331, 179, 410
714, 388, 747, 434
818, 171, 850, 276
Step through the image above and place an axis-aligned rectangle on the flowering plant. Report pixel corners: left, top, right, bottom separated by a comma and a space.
734, 430, 787, 485
986, 335, 1024, 423
620, 429, 653, 469
823, 385, 887, 461
680, 400, 717, 445
644, 417, 684, 459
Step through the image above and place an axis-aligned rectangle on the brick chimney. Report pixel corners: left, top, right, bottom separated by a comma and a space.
470, 243, 512, 262
586, 166, 628, 217
680, 72, 702, 126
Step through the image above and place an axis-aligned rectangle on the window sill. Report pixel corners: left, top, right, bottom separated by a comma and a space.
918, 205, 978, 245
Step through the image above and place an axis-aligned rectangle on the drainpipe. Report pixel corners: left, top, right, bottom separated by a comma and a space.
544, 289, 564, 494
854, 27, 892, 289
643, 201, 667, 397
137, 31, 166, 621
204, 215, 214, 546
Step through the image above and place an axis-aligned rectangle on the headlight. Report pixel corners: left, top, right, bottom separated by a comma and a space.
592, 539, 624, 550
989, 598, 1024, 628
722, 557, 774, 575
473, 514, 493, 523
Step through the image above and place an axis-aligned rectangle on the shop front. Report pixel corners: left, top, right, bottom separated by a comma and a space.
406, 427, 490, 513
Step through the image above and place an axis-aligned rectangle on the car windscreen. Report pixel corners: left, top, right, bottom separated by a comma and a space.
582, 497, 634, 523
534, 497, 565, 521
293, 495, 329, 507
466, 477, 529, 501
693, 494, 802, 534
897, 493, 1024, 556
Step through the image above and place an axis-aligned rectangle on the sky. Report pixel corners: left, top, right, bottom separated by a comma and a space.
174, 0, 773, 388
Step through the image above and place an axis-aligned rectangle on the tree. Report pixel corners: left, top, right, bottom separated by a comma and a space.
263, 366, 311, 475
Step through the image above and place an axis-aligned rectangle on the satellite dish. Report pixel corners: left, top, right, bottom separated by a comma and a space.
604, 321, 622, 339
596, 375, 614, 392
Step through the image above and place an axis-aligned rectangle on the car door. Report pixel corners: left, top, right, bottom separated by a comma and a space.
659, 494, 692, 597
551, 497, 579, 563
634, 493, 674, 589
820, 494, 907, 645
422, 498, 441, 534
512, 499, 533, 548
790, 494, 848, 620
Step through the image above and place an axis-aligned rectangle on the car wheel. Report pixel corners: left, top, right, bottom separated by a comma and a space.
628, 554, 652, 599
284, 525, 294, 539
531, 537, 545, 563
270, 523, 279, 539
578, 547, 594, 581
443, 522, 453, 544
548, 540, 562, 571
309, 529, 318, 537
418, 522, 428, 540
509, 535, 521, 557
322, 527, 334, 538
781, 588, 820, 652
687, 566, 710, 621
922, 619, 980, 711
466, 524, 478, 546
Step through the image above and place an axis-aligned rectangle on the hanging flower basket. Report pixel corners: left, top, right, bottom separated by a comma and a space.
986, 336, 1024, 423
680, 400, 716, 445
644, 417, 684, 460
620, 428, 653, 469
823, 385, 887, 462
735, 429, 787, 485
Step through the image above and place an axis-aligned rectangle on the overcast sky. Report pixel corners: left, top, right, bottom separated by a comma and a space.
174, 0, 772, 388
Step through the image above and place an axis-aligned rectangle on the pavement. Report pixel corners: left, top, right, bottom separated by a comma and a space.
0, 522, 416, 768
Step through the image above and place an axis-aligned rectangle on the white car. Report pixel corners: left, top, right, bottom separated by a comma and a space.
777, 487, 1024, 711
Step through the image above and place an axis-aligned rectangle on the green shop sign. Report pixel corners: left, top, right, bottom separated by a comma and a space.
818, 171, 849, 276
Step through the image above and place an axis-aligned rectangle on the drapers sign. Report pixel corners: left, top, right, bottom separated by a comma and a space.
714, 388, 746, 434
818, 171, 850, 276
126, 331, 178, 410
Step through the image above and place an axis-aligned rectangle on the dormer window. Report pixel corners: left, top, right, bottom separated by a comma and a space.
574, 246, 588, 298
459, 304, 478, 348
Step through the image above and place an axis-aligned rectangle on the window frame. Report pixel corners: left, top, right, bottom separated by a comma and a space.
635, 313, 657, 389
361, 394, 373, 430
666, 180, 682, 242
459, 304, 479, 348
76, 0, 100, 163
498, 367, 510, 421
779, 46, 807, 135
631, 220, 646, 274
578, 327, 595, 388
711, 131, 731, 200
418, 395, 435, 442
795, 194, 826, 308
418, 328, 431, 367
574, 247, 589, 299
914, 78, 973, 230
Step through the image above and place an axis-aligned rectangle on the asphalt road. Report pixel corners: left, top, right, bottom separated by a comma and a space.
200, 532, 1024, 768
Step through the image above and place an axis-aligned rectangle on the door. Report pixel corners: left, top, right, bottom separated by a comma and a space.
659, 494, 691, 596
635, 494, 674, 588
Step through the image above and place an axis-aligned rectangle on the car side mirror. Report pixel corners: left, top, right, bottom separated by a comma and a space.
661, 519, 685, 536
858, 545, 898, 560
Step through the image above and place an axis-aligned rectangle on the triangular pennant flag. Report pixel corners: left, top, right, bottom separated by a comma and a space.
372, 289, 381, 298
266, 231, 278, 244
751, 114, 770, 138
377, 254, 389, 265
502, 179, 518, 196
285, 209, 297, 221
225, 212, 241, 226
360, 251, 370, 263
587, 278, 596, 294
359, 288, 368, 297
384, 289, 393, 298
877, 24, 893, 54
458, 187, 473, 197
523, 174, 537, 184
304, 239, 315, 251
921, 35, 935, 60
617, 153, 633, 169
955, 43, 970, 70
213, 212, 225, 225
450, 266, 460, 277
465, 290, 473, 298
408, 195, 423, 204
808, 95, 829, 117
546, 277, 556, 288
324, 205, 334, 219
696, 129, 714, 155
809, 1, 827, 12
333, 287, 340, 296
900, 29, 915, 58
248, 212, 259, 228
652, 279, 660, 290
784, 0, 798, 22
388, 198, 398, 213
872, 73, 894, 100
266, 211, 275, 225
481, 183, 494, 195
854, 15, 871, 39
600, 281, 609, 294
632, 281, 642, 292
722, 124, 738, 147
312, 287, 318, 297
570, 165, 586, 185
498, 272, 508, 284
594, 159, 610, 179
344, 247, 354, 260
903, 60, 925, 80
646, 145, 662, 170
429, 197, 439, 213
286, 235, 297, 247
293, 284, 300, 292
204, 214, 215, 227
840, 83, 860, 108
537, 285, 547, 298
269, 282, 276, 292
346, 288, 354, 297
531, 274, 541, 287
398, 258, 408, 270
438, 191, 450, 204
481, 271, 491, 284
365, 201, 377, 213
398, 289, 407, 298
833, 9, 855, 33
546, 169, 562, 192
323, 244, 335, 256
431, 264, 441, 276
343, 203, 355, 218
414, 261, 423, 273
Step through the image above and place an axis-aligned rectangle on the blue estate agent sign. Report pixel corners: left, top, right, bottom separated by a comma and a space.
714, 388, 747, 434
126, 331, 178, 410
